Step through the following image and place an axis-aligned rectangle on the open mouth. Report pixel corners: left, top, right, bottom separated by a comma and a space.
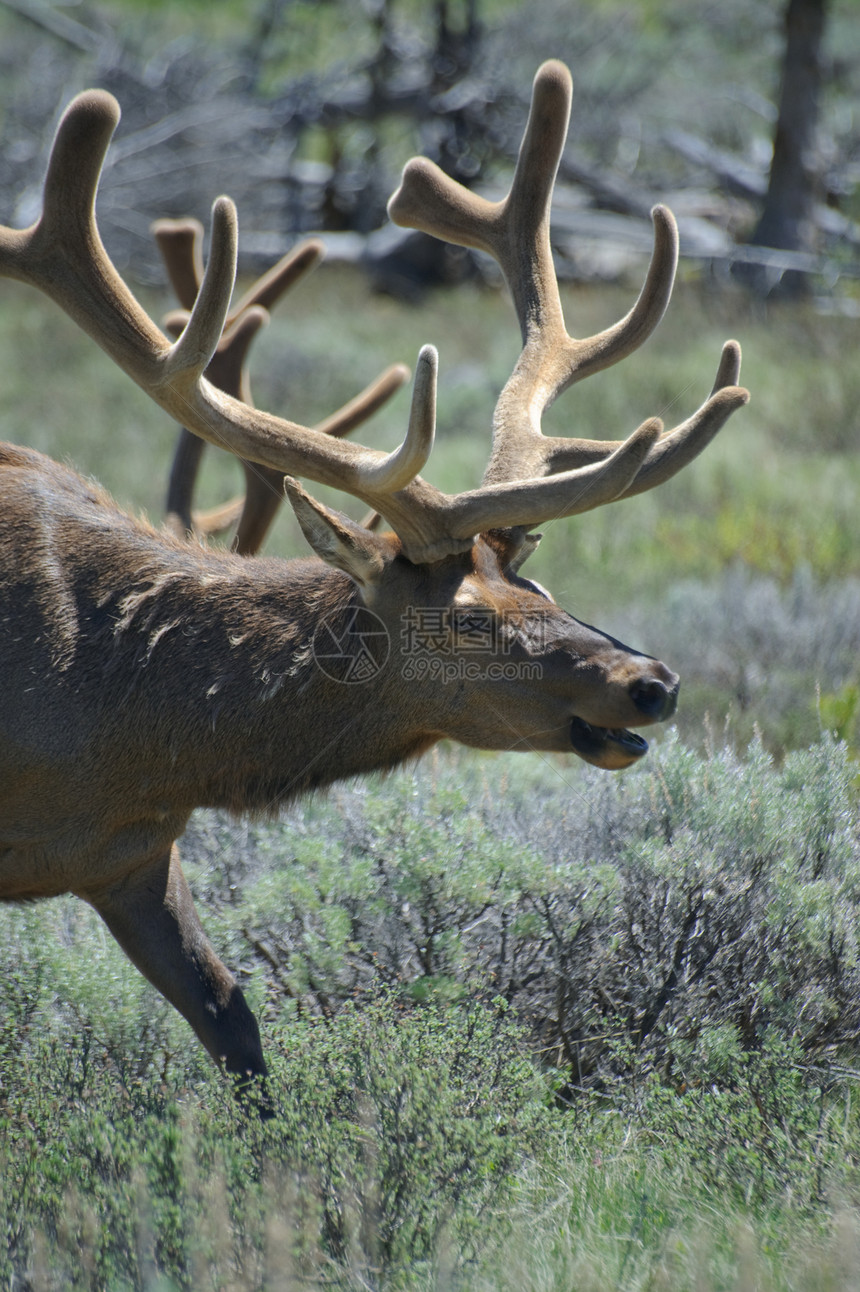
569, 717, 649, 770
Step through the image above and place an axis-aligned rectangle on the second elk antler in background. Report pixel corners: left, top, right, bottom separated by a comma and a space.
0, 61, 748, 1097
152, 219, 408, 553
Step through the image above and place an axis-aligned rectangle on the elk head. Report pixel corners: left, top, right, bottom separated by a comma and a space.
0, 62, 748, 774
155, 58, 746, 770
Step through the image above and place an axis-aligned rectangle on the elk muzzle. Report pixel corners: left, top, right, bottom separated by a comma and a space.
570, 664, 679, 771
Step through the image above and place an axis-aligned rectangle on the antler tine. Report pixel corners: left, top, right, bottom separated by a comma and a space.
165, 196, 238, 384
230, 240, 324, 318
0, 92, 209, 378
451, 416, 665, 532
524, 340, 750, 486
314, 364, 411, 439
710, 337, 742, 395
154, 224, 310, 545
153, 217, 326, 321
163, 307, 268, 538
0, 90, 432, 501
616, 343, 750, 499
151, 218, 205, 310
163, 304, 268, 402
155, 231, 314, 544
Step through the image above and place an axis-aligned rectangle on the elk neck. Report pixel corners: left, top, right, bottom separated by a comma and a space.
2, 450, 439, 818
102, 547, 439, 813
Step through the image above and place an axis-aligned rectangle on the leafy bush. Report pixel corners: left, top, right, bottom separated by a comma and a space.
623, 1030, 855, 1208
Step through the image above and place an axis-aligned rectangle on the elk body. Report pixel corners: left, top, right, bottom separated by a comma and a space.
0, 62, 749, 1090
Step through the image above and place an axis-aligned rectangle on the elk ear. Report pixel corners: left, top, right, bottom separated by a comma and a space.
284, 477, 389, 588
485, 527, 543, 574
507, 531, 542, 574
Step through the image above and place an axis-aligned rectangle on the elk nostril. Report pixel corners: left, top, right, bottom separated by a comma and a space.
631, 677, 678, 720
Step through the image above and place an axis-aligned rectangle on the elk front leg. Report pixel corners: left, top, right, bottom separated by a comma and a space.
82, 843, 267, 1087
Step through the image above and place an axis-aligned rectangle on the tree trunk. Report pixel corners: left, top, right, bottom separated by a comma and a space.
748, 0, 829, 296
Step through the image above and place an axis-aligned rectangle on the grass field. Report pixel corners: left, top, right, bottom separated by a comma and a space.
2, 0, 860, 1287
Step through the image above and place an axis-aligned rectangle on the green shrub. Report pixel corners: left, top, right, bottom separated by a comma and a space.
0, 993, 551, 1288
174, 735, 860, 1094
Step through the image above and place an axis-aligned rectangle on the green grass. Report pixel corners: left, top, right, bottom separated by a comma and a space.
3, 736, 860, 1288
472, 1130, 860, 1292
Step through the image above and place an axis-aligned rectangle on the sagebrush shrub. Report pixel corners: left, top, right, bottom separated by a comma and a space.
177, 735, 860, 1085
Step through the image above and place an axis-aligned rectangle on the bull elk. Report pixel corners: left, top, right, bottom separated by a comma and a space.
0, 61, 749, 1095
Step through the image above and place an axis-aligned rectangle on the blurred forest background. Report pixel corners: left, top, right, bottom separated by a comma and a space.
1, 0, 858, 293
